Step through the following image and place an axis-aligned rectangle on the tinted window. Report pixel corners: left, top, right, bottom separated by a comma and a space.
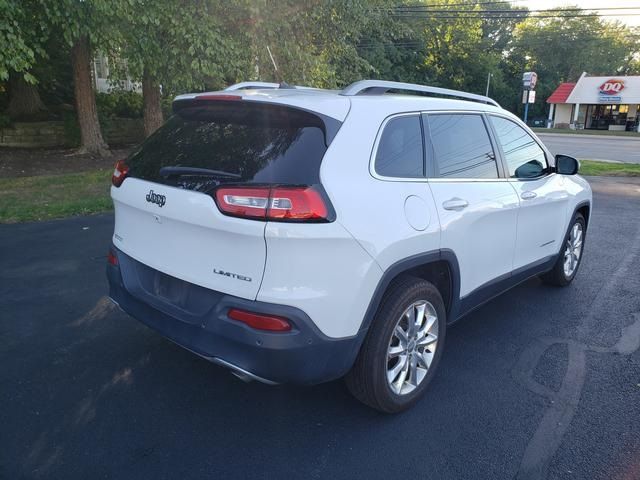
374, 115, 424, 178
427, 114, 498, 179
490, 116, 548, 178
127, 102, 331, 191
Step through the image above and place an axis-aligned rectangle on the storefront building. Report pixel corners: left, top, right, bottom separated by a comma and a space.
546, 73, 640, 132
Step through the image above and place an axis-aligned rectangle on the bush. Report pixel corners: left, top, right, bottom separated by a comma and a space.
96, 91, 143, 118
0, 112, 12, 129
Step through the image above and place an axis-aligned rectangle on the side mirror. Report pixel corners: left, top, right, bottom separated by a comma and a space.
555, 154, 579, 175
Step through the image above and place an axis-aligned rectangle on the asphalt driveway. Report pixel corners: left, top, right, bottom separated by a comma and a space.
1, 176, 639, 480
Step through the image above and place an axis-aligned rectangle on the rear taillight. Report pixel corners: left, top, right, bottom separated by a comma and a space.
215, 187, 270, 219
112, 159, 129, 187
214, 186, 330, 222
107, 249, 118, 265
228, 308, 292, 332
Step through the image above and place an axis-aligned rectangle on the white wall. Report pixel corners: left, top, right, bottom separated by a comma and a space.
553, 104, 572, 127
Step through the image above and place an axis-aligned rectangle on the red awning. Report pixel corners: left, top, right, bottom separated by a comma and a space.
547, 83, 576, 104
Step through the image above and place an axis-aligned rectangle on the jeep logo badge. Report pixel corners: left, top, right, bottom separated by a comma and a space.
146, 190, 166, 208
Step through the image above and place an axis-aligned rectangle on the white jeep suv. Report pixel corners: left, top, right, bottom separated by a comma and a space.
107, 80, 591, 412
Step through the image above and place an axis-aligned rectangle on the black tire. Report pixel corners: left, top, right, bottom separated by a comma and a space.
345, 276, 446, 413
541, 212, 586, 287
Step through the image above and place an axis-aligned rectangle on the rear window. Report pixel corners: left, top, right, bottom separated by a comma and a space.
126, 101, 334, 191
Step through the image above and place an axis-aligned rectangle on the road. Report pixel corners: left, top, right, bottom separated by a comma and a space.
537, 133, 640, 164
1, 176, 640, 480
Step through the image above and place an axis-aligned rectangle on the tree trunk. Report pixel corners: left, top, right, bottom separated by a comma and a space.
142, 67, 164, 137
7, 71, 47, 119
71, 34, 109, 156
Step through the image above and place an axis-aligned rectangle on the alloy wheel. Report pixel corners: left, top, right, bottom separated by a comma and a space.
563, 221, 584, 277
386, 300, 439, 395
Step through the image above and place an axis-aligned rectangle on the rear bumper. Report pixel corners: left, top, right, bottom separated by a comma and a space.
107, 247, 363, 385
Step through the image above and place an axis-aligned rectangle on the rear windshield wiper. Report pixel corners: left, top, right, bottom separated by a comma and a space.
159, 166, 241, 179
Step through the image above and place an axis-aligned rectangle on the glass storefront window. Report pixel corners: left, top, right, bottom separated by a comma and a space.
585, 104, 629, 129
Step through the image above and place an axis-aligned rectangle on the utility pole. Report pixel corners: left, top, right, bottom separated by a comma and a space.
485, 73, 492, 97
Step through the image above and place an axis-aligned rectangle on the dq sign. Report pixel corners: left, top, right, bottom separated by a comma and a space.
599, 79, 625, 95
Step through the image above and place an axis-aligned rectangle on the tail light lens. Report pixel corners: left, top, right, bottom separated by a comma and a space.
107, 249, 118, 265
112, 159, 129, 187
215, 187, 270, 219
228, 308, 292, 332
215, 185, 330, 222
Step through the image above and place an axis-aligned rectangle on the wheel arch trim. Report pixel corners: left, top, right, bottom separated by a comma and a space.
358, 249, 462, 335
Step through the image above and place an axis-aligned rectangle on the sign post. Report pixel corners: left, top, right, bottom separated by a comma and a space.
522, 72, 537, 124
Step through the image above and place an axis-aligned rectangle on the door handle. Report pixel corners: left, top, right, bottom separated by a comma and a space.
442, 198, 469, 211
521, 191, 537, 200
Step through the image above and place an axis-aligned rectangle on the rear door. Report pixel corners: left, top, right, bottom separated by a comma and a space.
111, 99, 334, 300
487, 115, 569, 270
424, 112, 519, 298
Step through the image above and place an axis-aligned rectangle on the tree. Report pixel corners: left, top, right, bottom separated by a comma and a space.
1, 0, 49, 118
7, 71, 46, 118
510, 10, 640, 118
236, 0, 390, 88
108, 0, 247, 137
40, 0, 117, 156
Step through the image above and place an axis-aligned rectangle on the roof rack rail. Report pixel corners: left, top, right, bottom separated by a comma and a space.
224, 82, 280, 91
340, 80, 501, 108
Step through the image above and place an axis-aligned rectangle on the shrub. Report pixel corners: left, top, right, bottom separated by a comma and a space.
0, 112, 12, 129
96, 91, 143, 118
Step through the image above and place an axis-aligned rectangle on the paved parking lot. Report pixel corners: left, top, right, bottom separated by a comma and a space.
1, 177, 639, 480
538, 133, 640, 164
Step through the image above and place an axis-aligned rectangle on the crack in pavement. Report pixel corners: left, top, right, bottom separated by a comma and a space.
512, 228, 640, 480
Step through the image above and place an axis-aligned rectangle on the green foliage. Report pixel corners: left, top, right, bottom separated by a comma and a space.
0, 0, 48, 82
511, 11, 640, 117
2, 0, 640, 122
0, 111, 12, 128
579, 160, 640, 177
109, 0, 247, 96
96, 91, 143, 118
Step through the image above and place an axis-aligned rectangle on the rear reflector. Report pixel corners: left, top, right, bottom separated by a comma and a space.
228, 308, 292, 332
112, 159, 129, 187
107, 250, 118, 265
215, 186, 329, 222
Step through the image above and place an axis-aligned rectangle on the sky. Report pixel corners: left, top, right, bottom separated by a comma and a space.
516, 0, 640, 27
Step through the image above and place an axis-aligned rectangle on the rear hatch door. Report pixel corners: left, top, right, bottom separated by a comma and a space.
111, 97, 336, 300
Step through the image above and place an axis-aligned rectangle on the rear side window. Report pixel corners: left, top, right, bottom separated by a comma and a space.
374, 115, 424, 178
489, 116, 548, 178
426, 114, 498, 179
126, 102, 333, 191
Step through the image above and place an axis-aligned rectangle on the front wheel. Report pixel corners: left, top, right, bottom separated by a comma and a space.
541, 212, 586, 286
345, 276, 446, 413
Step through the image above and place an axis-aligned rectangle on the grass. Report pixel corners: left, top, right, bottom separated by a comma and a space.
0, 169, 113, 223
580, 160, 640, 177
532, 127, 640, 137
